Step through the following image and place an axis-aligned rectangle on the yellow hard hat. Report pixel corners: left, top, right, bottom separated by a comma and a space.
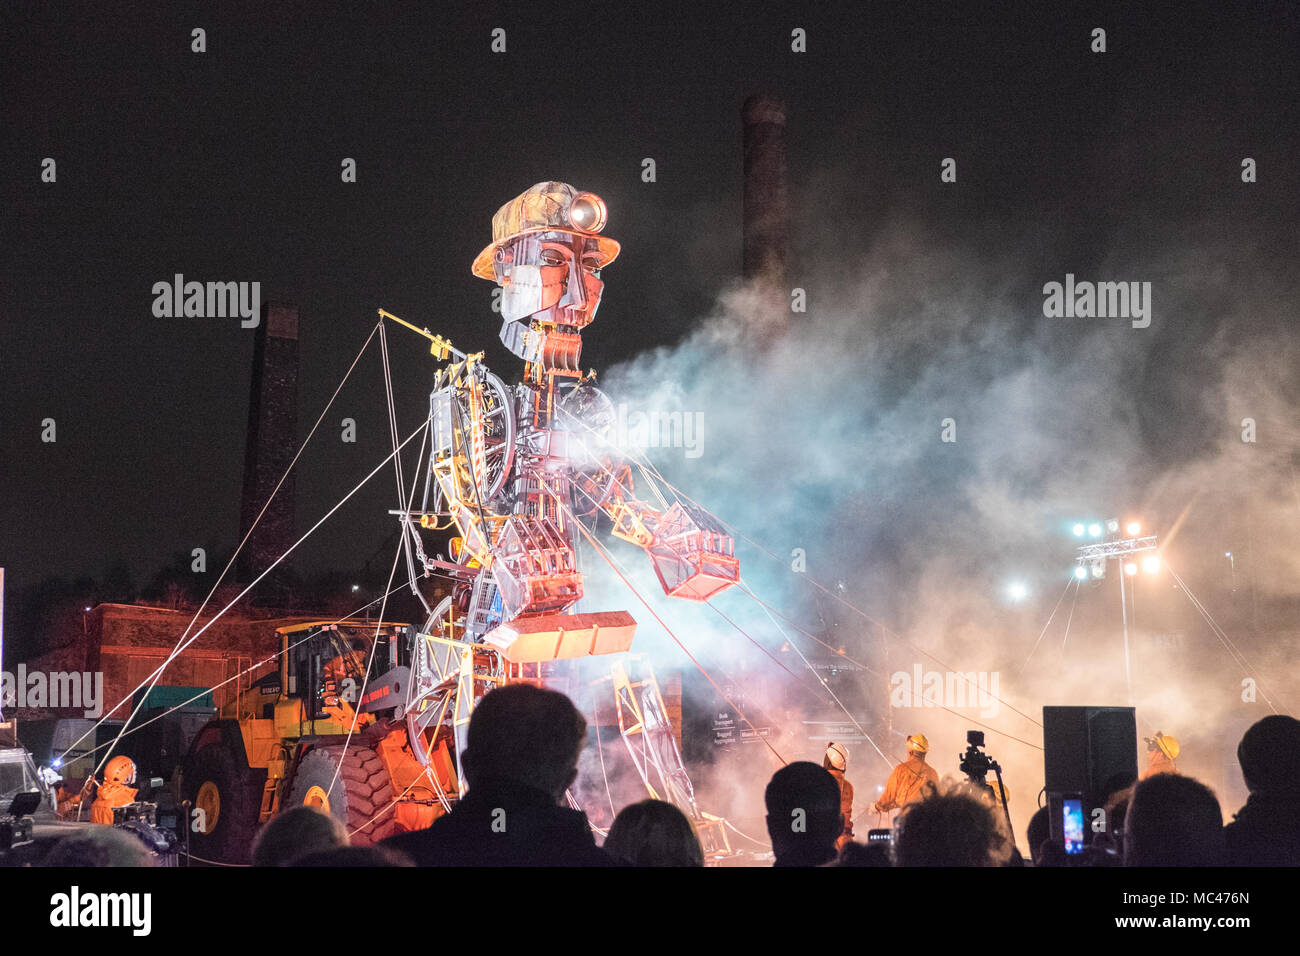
104, 755, 136, 785
1154, 732, 1180, 761
906, 734, 929, 754
472, 182, 621, 280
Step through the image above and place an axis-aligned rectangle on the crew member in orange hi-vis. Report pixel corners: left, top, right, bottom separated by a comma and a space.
872, 734, 940, 813
1141, 731, 1179, 779
823, 742, 855, 852
89, 755, 139, 824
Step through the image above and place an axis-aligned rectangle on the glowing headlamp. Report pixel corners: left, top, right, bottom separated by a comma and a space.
567, 192, 607, 233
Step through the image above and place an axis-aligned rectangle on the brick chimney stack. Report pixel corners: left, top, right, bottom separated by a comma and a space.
742, 94, 791, 293
237, 303, 299, 584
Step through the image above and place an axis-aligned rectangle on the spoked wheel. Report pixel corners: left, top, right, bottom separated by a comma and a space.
454, 368, 515, 504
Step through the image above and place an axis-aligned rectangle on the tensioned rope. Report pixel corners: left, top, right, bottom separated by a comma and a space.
324, 402, 430, 802
1018, 576, 1077, 675
557, 496, 787, 767
555, 401, 1044, 730
66, 583, 412, 766
62, 418, 429, 770
1167, 562, 1284, 714
64, 323, 382, 769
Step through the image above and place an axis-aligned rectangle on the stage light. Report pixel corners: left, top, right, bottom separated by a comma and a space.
52, 757, 63, 769
1142, 556, 1161, 574
1107, 519, 1120, 534
1088, 523, 1102, 538
1073, 566, 1088, 580
1126, 521, 1141, 535
1008, 581, 1028, 601
1124, 562, 1138, 576
351, 584, 360, 592
1091, 559, 1106, 578
1073, 523, 1085, 536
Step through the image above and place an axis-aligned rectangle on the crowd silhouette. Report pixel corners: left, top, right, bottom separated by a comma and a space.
39, 684, 1300, 868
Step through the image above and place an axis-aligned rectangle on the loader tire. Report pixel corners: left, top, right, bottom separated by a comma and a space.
181, 743, 259, 865
284, 744, 398, 846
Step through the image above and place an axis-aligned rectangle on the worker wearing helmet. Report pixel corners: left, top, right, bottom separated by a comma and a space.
872, 734, 940, 814
1141, 731, 1180, 779
90, 755, 138, 825
822, 742, 855, 852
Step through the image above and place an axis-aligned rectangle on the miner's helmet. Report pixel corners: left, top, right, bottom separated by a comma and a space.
472, 181, 621, 280
825, 742, 848, 772
1152, 731, 1180, 761
906, 734, 929, 754
104, 755, 136, 786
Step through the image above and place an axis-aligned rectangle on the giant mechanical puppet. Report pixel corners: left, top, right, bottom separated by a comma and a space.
377, 183, 740, 844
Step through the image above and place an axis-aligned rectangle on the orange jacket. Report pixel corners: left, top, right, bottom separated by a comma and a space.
828, 768, 855, 850
828, 768, 854, 834
874, 756, 939, 812
89, 781, 138, 825
1141, 749, 1177, 779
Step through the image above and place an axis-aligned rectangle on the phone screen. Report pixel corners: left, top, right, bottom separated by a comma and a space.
1063, 797, 1085, 855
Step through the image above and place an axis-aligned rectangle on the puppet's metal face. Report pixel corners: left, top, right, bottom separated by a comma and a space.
499, 231, 604, 327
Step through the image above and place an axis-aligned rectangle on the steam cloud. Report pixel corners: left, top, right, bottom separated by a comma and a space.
571, 202, 1300, 846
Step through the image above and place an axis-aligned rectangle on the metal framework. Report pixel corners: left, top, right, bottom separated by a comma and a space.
382, 183, 740, 831
1075, 530, 1160, 705
1075, 535, 1158, 562
612, 657, 732, 859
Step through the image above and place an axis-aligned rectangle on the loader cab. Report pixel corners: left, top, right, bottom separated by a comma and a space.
267, 622, 412, 737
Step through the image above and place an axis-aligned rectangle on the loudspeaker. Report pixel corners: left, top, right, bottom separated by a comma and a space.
1043, 706, 1138, 807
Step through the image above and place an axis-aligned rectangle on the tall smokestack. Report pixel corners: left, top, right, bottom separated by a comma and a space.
742, 94, 790, 293
237, 303, 299, 585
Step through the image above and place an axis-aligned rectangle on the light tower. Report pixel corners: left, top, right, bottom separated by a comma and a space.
1073, 518, 1159, 704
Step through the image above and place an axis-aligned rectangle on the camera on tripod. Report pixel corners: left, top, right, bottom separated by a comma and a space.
959, 730, 998, 788
958, 730, 1015, 843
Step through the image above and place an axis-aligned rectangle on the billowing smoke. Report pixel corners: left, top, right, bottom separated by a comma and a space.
569, 202, 1300, 849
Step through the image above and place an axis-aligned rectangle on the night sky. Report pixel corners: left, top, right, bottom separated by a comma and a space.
2, 1, 1297, 607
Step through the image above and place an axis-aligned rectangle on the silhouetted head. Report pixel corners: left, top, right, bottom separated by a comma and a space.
764, 761, 842, 866
1124, 774, 1224, 866
1237, 715, 1300, 794
462, 683, 587, 801
835, 841, 892, 867
253, 805, 349, 867
1102, 770, 1138, 801
1026, 805, 1050, 866
893, 785, 1011, 867
291, 845, 414, 867
44, 826, 155, 867
604, 799, 704, 867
